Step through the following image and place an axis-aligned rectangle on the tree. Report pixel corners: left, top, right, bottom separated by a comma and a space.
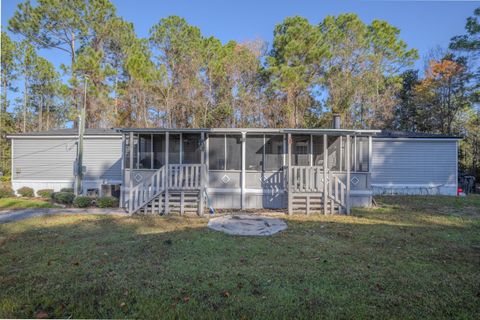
393, 70, 420, 131
266, 16, 326, 128
15, 41, 37, 132
320, 14, 417, 128
0, 31, 18, 176
414, 54, 471, 135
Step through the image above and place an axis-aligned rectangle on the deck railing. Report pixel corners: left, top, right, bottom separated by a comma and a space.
289, 165, 348, 213
168, 164, 203, 190
129, 166, 166, 214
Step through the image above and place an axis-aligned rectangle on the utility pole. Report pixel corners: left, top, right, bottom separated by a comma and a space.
75, 76, 88, 196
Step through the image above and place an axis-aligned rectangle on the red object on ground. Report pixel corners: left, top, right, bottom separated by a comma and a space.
457, 187, 463, 196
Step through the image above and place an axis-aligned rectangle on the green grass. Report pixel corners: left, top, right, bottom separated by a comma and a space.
0, 197, 56, 211
0, 196, 479, 319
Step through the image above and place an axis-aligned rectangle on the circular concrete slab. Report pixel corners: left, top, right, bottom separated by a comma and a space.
207, 214, 287, 236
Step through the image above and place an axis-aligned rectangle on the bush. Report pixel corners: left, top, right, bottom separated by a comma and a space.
60, 187, 74, 193
52, 192, 75, 205
37, 189, 54, 198
0, 185, 14, 198
0, 175, 11, 182
73, 196, 93, 208
97, 196, 119, 208
17, 186, 34, 197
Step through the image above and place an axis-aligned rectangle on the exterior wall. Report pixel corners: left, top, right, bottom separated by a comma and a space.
371, 139, 458, 195
11, 136, 122, 195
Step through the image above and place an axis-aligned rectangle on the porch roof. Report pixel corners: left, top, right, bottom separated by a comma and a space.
119, 127, 380, 136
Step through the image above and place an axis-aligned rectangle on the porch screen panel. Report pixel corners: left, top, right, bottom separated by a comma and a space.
183, 134, 201, 164
226, 135, 241, 170
312, 135, 324, 166
138, 134, 152, 169
169, 134, 181, 164
327, 136, 341, 171
292, 135, 310, 166
208, 135, 225, 170
153, 134, 165, 169
265, 135, 283, 171
246, 135, 263, 171
356, 137, 369, 172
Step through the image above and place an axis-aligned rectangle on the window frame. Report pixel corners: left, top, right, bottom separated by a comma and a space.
207, 133, 242, 172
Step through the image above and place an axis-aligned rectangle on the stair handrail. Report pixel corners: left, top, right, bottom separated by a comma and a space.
129, 166, 165, 214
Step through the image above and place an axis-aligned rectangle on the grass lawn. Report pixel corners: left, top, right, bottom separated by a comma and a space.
0, 196, 479, 319
0, 197, 56, 211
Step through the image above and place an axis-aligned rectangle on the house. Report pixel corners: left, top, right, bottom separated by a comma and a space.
7, 126, 460, 215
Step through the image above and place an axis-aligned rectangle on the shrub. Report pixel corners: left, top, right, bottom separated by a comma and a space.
60, 187, 74, 193
73, 196, 93, 208
37, 189, 54, 198
97, 196, 119, 208
0, 185, 14, 198
0, 175, 11, 182
17, 186, 34, 197
52, 192, 75, 205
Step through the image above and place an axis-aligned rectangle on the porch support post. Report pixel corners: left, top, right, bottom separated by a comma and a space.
323, 134, 328, 215
165, 132, 170, 215
241, 132, 246, 210
199, 132, 205, 216
346, 135, 351, 215
128, 131, 134, 214
287, 133, 292, 215
367, 136, 372, 189
120, 133, 125, 208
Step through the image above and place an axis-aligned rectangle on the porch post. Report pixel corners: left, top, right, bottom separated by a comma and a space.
287, 133, 292, 215
346, 135, 351, 215
199, 132, 205, 216
128, 131, 134, 214
323, 134, 328, 215
165, 131, 170, 215
367, 136, 372, 189
120, 133, 125, 208
241, 132, 246, 210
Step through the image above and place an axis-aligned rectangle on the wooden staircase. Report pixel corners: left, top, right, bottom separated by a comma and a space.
128, 164, 205, 215
288, 166, 349, 215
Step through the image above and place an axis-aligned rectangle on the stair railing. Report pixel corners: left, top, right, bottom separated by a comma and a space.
129, 166, 165, 214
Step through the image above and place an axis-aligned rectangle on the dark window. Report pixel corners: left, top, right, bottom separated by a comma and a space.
265, 135, 283, 171
226, 135, 242, 170
292, 135, 310, 166
246, 135, 264, 171
153, 134, 165, 169
169, 134, 180, 164
183, 134, 201, 164
312, 135, 324, 166
208, 135, 225, 170
138, 134, 152, 169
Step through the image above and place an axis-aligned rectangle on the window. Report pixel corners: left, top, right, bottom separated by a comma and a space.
264, 135, 283, 171
208, 135, 225, 170
292, 135, 310, 166
246, 135, 264, 171
169, 134, 180, 164
138, 134, 151, 169
226, 135, 241, 170
312, 135, 324, 166
183, 134, 201, 164
327, 136, 341, 171
356, 137, 369, 172
153, 134, 165, 169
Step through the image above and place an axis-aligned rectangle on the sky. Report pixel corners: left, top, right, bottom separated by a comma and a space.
1, 0, 478, 110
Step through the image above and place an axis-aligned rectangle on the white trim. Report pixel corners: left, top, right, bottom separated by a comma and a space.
373, 138, 461, 141
372, 183, 457, 188
8, 135, 121, 139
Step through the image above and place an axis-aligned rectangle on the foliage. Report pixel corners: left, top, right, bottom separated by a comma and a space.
52, 191, 75, 205
0, 196, 478, 318
0, 197, 55, 209
16, 186, 34, 197
37, 189, 54, 198
73, 196, 93, 208
96, 196, 118, 208
60, 188, 74, 193
0, 185, 14, 199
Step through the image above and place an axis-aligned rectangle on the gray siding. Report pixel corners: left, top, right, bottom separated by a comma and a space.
371, 139, 457, 192
12, 137, 122, 182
